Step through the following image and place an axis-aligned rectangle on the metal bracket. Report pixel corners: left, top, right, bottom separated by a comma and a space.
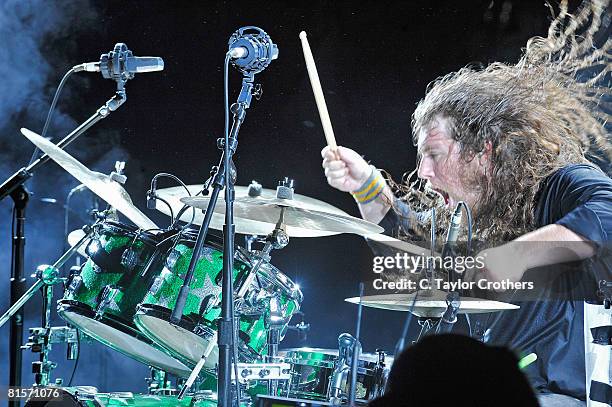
232, 363, 291, 383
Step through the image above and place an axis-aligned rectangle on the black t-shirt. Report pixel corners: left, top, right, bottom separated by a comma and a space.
377, 164, 612, 399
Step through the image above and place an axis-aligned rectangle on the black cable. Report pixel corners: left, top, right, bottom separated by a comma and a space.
460, 201, 474, 336
223, 51, 242, 407
394, 207, 436, 354
67, 330, 80, 386
156, 196, 175, 224
27, 67, 76, 166
148, 172, 196, 229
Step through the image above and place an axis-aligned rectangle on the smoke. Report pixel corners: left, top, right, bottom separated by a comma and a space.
0, 0, 151, 392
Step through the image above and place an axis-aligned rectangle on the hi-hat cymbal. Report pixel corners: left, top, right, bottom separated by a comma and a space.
21, 128, 158, 231
180, 192, 383, 237
345, 291, 519, 318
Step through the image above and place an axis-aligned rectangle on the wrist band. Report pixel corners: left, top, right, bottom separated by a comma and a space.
351, 165, 385, 204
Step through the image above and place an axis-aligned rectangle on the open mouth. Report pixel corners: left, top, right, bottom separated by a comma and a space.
425, 183, 450, 205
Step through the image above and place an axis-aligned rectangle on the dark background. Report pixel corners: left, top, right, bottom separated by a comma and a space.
0, 0, 570, 397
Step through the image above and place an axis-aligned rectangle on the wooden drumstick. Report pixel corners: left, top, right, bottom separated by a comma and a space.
299, 31, 338, 151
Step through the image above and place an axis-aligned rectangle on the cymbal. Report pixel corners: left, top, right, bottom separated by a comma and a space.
345, 291, 519, 318
157, 185, 382, 237
180, 193, 384, 237
67, 229, 89, 257
365, 233, 437, 256
21, 128, 158, 231
156, 185, 344, 237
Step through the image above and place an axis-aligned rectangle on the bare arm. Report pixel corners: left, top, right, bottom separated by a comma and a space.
479, 224, 596, 283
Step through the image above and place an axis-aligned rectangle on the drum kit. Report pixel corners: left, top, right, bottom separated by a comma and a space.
0, 127, 521, 407
0, 31, 519, 407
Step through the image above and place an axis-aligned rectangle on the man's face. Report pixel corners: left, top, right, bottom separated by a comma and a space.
416, 116, 489, 211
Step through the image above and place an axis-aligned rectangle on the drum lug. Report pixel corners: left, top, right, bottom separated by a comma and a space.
95, 285, 123, 319
149, 276, 164, 296
67, 274, 83, 294
165, 247, 182, 270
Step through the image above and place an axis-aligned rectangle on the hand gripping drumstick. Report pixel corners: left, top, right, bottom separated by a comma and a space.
299, 31, 338, 151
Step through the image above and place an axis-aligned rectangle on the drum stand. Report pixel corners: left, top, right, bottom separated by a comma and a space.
0, 227, 94, 330
146, 368, 175, 396
0, 226, 92, 387
329, 333, 357, 404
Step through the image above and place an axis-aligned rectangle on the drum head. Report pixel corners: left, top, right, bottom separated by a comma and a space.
57, 300, 191, 377
134, 304, 218, 369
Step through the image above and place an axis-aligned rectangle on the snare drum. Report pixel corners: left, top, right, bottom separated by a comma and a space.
134, 231, 303, 369
57, 221, 191, 377
280, 348, 392, 403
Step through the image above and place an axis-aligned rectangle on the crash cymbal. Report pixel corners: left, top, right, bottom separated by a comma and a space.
180, 193, 384, 237
157, 185, 381, 237
67, 229, 89, 257
345, 291, 519, 318
21, 128, 158, 231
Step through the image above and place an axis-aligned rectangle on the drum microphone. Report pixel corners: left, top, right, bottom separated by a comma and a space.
228, 26, 278, 75
441, 202, 463, 259
73, 43, 164, 81
146, 179, 158, 210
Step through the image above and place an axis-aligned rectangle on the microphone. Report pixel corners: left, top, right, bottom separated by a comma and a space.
73, 43, 164, 82
441, 202, 463, 259
146, 179, 158, 210
228, 26, 278, 75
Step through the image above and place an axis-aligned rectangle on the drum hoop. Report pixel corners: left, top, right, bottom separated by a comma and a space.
134, 303, 261, 363
94, 220, 160, 246
57, 300, 190, 376
58, 300, 160, 343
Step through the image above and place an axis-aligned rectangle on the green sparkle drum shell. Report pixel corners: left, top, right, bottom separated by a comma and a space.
134, 233, 303, 369
57, 221, 192, 377
141, 239, 251, 319
63, 221, 159, 318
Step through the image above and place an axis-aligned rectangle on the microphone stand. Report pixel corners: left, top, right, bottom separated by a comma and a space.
0, 79, 127, 401
436, 207, 462, 335
169, 73, 257, 406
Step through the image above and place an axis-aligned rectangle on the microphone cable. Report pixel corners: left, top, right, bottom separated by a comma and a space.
27, 67, 77, 166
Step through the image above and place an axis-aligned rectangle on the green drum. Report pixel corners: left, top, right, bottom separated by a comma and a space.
279, 348, 392, 403
23, 386, 219, 406
57, 221, 191, 377
134, 231, 303, 370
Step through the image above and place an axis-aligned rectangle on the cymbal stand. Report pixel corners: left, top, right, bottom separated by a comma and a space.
0, 227, 94, 329
238, 206, 289, 298
22, 276, 80, 387
0, 81, 127, 399
264, 295, 291, 397
172, 72, 260, 407
329, 333, 356, 404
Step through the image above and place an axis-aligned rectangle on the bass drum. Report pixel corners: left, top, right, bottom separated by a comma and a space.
57, 221, 191, 377
23, 386, 218, 406
134, 230, 303, 370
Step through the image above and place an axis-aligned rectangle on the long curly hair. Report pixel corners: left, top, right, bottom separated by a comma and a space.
393, 0, 611, 242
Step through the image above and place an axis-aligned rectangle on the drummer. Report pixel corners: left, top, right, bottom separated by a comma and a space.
320, 1, 611, 406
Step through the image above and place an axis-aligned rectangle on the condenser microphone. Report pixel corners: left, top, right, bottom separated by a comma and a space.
442, 202, 463, 258
73, 43, 164, 81
228, 26, 278, 75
